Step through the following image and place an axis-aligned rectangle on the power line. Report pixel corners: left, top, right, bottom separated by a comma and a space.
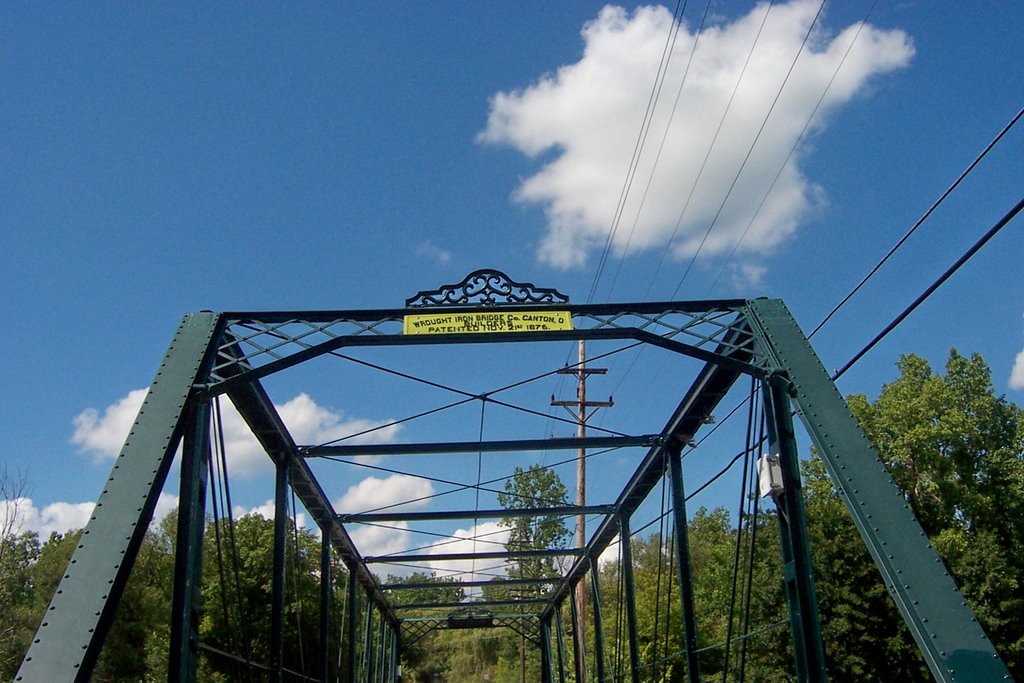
593, 0, 811, 397
669, 0, 828, 300
641, 0, 774, 302
324, 443, 627, 515
832, 194, 1024, 380
604, 0, 718, 301
704, 0, 878, 297
307, 345, 635, 450
587, 0, 691, 304
670, 104, 1024, 457
810, 104, 1024, 339
683, 196, 1024, 498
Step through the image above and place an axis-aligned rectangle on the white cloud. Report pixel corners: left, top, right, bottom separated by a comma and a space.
154, 492, 180, 521
369, 520, 512, 585
238, 499, 307, 529
1010, 349, 1024, 390
349, 520, 414, 561
334, 474, 435, 514
2, 497, 94, 537
479, 1, 913, 272
328, 476, 512, 584
1, 491, 182, 539
598, 533, 621, 568
71, 389, 401, 476
342, 519, 513, 585
415, 241, 452, 265
71, 388, 149, 461
277, 393, 401, 447
422, 521, 512, 586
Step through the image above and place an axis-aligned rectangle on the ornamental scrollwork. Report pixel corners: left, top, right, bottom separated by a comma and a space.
405, 269, 570, 307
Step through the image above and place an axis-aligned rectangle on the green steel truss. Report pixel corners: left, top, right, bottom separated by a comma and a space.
15, 270, 1013, 682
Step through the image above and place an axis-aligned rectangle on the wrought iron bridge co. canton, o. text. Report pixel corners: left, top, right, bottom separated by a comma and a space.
403, 269, 574, 335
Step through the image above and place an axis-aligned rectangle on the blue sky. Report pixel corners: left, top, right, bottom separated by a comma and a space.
2, 2, 1022, 574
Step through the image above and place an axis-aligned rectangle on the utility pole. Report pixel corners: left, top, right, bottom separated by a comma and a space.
552, 340, 612, 683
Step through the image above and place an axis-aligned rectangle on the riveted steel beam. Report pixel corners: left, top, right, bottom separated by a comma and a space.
16, 312, 223, 683
382, 576, 559, 591
340, 504, 614, 524
619, 515, 642, 683
763, 376, 827, 682
392, 598, 548, 611
168, 399, 212, 682
744, 298, 1013, 683
209, 322, 760, 394
217, 340, 401, 633
303, 435, 657, 458
366, 548, 586, 564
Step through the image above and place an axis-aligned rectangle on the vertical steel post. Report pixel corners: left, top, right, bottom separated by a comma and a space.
364, 606, 375, 683
667, 447, 702, 683
320, 531, 331, 683
390, 625, 396, 683
384, 625, 393, 683
618, 515, 641, 683
540, 616, 553, 683
569, 587, 584, 683
589, 560, 606, 683
392, 627, 399, 683
763, 375, 828, 682
391, 626, 399, 683
377, 612, 387, 683
168, 399, 212, 682
270, 460, 288, 682
555, 604, 567, 683
347, 571, 359, 682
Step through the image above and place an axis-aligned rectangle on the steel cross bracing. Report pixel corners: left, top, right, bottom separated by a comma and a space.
203, 300, 763, 392
15, 270, 1014, 683
401, 615, 542, 649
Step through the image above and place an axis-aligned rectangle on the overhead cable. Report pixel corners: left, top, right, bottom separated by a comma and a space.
641, 0, 774, 301
705, 0, 877, 296
669, 0, 828, 299
311, 344, 637, 450
832, 194, 1024, 380
587, 0, 690, 304
811, 104, 1024, 338
604, 0, 718, 301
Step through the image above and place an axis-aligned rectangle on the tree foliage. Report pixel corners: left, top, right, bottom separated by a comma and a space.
835, 350, 1024, 678
385, 571, 465, 682
498, 463, 571, 587
3, 350, 1021, 681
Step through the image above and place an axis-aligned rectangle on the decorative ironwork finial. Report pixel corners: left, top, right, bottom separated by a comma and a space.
405, 269, 570, 307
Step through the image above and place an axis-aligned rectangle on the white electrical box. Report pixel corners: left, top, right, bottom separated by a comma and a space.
758, 452, 784, 497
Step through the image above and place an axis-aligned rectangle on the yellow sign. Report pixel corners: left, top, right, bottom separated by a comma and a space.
403, 311, 573, 335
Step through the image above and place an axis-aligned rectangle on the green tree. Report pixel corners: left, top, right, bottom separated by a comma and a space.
498, 464, 570, 589
17, 526, 175, 682
99, 522, 175, 682
493, 464, 570, 683
198, 512, 329, 680
0, 467, 36, 678
805, 458, 930, 681
810, 350, 1023, 679
1, 503, 337, 682
389, 571, 466, 682
596, 509, 789, 683
0, 531, 39, 679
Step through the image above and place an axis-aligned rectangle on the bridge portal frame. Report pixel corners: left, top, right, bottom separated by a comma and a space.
15, 270, 1012, 683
